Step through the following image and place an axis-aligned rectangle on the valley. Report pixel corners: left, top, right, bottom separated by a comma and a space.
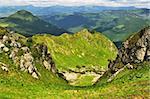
0, 7, 150, 98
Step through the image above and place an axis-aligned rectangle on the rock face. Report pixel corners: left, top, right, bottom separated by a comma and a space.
60, 66, 105, 86
34, 44, 57, 73
109, 26, 150, 73
0, 27, 57, 79
0, 62, 9, 72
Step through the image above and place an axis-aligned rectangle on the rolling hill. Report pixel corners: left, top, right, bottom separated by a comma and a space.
0, 5, 137, 17
32, 29, 118, 86
0, 10, 67, 36
0, 26, 149, 98
41, 9, 150, 42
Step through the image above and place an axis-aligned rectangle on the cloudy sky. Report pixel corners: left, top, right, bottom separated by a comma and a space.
0, 0, 149, 8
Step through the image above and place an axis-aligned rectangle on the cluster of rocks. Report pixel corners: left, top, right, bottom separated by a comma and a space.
60, 66, 105, 85
107, 26, 150, 81
0, 62, 9, 72
0, 28, 57, 79
35, 44, 57, 73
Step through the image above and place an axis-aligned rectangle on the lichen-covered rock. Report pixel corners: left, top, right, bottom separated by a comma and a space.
0, 27, 57, 79
0, 42, 5, 49
10, 41, 21, 48
109, 26, 150, 73
35, 44, 57, 73
9, 48, 19, 63
2, 35, 9, 43
3, 47, 9, 52
126, 63, 134, 69
135, 47, 146, 61
43, 60, 51, 70
146, 49, 150, 60
32, 72, 39, 79
0, 62, 9, 72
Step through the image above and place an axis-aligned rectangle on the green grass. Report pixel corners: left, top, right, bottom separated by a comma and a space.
42, 9, 150, 42
0, 61, 149, 98
32, 29, 117, 71
72, 75, 95, 86
0, 23, 9, 27
0, 10, 67, 36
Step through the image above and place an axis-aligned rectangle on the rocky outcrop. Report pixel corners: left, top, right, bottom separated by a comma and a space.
0, 27, 57, 79
34, 44, 57, 73
0, 62, 9, 72
60, 66, 105, 86
108, 26, 150, 75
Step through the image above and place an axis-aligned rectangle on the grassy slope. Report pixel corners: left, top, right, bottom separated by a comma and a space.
0, 60, 149, 98
43, 9, 150, 42
0, 29, 68, 98
0, 10, 66, 36
32, 29, 117, 71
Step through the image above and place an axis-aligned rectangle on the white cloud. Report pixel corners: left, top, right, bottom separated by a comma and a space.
0, 0, 28, 6
0, 0, 149, 8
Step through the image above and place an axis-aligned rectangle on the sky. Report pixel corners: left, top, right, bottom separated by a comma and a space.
0, 0, 149, 8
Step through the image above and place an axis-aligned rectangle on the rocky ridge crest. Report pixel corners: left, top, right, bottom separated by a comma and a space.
105, 26, 150, 82
0, 27, 57, 79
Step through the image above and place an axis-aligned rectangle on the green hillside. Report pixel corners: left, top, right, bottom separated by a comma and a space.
32, 29, 117, 86
0, 10, 67, 36
32, 29, 117, 71
0, 26, 150, 98
1, 60, 149, 98
0, 27, 67, 98
41, 9, 150, 42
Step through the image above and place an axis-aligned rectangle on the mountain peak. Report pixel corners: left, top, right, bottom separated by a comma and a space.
15, 10, 33, 15
9, 10, 37, 21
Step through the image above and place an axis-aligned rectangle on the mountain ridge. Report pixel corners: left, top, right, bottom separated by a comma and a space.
0, 10, 68, 36
0, 26, 150, 98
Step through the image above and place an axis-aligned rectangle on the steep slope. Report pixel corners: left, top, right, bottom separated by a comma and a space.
96, 26, 150, 95
0, 27, 149, 98
0, 27, 66, 87
0, 10, 67, 36
32, 29, 118, 86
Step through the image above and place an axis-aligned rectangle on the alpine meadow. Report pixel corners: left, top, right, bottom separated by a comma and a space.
0, 0, 150, 98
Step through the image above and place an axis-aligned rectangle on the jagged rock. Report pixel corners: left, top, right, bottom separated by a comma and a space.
32, 72, 39, 79
62, 72, 79, 82
51, 63, 57, 73
28, 66, 34, 74
21, 47, 30, 53
1, 66, 9, 72
3, 47, 9, 52
20, 53, 34, 71
135, 47, 146, 61
43, 60, 51, 70
2, 35, 9, 43
146, 49, 150, 60
10, 41, 21, 48
0, 28, 58, 79
0, 62, 9, 72
9, 48, 18, 57
126, 63, 134, 69
0, 42, 5, 48
107, 26, 150, 76
35, 44, 57, 73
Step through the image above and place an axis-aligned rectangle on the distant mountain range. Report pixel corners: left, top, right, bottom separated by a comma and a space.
40, 9, 150, 42
0, 7, 149, 43
0, 10, 67, 36
0, 5, 139, 17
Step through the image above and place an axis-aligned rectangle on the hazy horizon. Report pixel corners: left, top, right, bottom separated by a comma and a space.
0, 0, 149, 8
